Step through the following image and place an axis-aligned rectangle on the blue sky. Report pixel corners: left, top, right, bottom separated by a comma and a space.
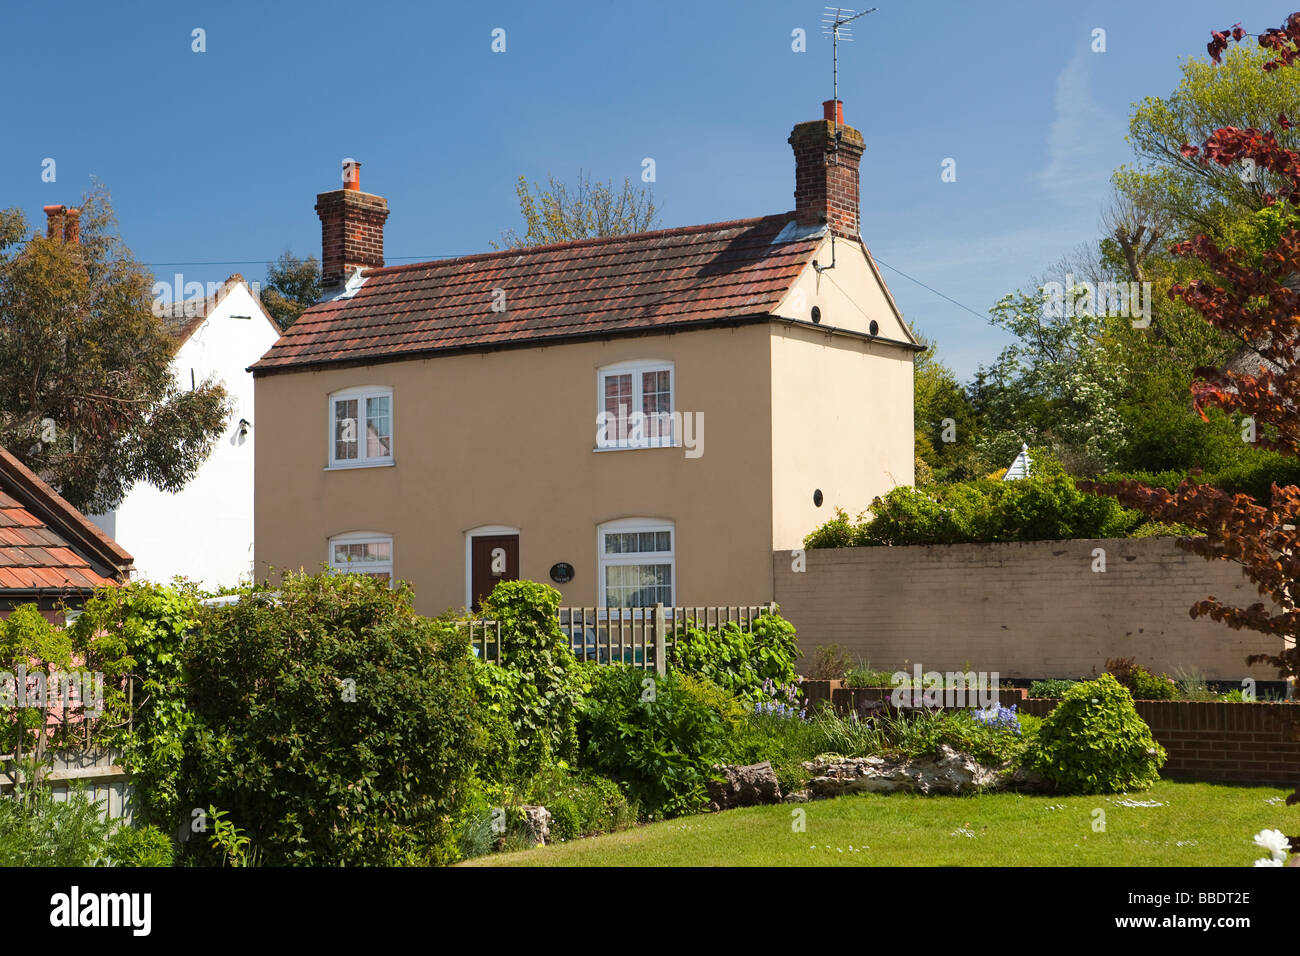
1, 0, 1287, 380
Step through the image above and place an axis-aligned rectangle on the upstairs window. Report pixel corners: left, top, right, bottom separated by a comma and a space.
329, 532, 393, 584
329, 387, 393, 467
596, 361, 675, 450
598, 519, 675, 608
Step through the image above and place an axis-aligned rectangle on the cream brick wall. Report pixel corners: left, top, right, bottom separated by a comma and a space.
774, 539, 1284, 681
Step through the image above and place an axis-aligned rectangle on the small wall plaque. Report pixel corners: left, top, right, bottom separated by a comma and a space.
550, 562, 575, 584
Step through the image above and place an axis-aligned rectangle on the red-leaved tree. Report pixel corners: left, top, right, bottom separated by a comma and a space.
1082, 14, 1300, 699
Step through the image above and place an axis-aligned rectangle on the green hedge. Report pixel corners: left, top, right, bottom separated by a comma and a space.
807, 471, 1141, 548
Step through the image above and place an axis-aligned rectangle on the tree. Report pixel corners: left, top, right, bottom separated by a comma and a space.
260, 250, 320, 331
912, 328, 987, 481
494, 170, 659, 249
0, 185, 229, 514
1083, 14, 1300, 704
1114, 40, 1300, 246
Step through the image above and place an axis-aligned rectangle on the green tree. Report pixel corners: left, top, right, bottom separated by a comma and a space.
260, 250, 320, 331
0, 185, 229, 513
912, 328, 986, 480
1115, 43, 1300, 246
495, 170, 659, 249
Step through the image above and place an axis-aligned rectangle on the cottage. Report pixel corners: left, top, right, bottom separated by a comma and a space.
88, 272, 281, 589
251, 100, 919, 614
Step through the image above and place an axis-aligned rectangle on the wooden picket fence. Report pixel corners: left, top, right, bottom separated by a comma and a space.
468, 603, 777, 675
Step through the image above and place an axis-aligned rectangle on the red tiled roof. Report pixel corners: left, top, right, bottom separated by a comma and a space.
251, 214, 819, 373
0, 447, 132, 596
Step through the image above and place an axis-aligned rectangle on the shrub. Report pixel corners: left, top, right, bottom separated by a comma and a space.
806, 644, 851, 680
108, 824, 175, 867
1027, 674, 1166, 793
670, 611, 799, 702
0, 785, 116, 866
1105, 657, 1178, 700
577, 667, 730, 819
479, 580, 581, 774
1029, 679, 1078, 698
883, 707, 1030, 766
805, 472, 1141, 548
182, 572, 483, 866
72, 581, 201, 828
844, 663, 897, 688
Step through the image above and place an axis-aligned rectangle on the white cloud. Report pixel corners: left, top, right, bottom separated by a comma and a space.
1038, 49, 1125, 205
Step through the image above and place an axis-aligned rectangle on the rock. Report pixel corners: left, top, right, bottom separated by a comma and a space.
801, 745, 1003, 797
783, 790, 813, 803
707, 761, 783, 811
998, 764, 1055, 794
520, 805, 551, 845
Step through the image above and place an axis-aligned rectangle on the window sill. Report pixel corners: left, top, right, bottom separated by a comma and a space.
324, 459, 396, 471
592, 443, 680, 454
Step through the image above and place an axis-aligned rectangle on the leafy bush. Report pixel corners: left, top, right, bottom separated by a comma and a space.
467, 657, 520, 783
182, 572, 483, 866
1029, 679, 1078, 698
0, 785, 116, 866
577, 667, 730, 819
845, 663, 898, 688
1027, 675, 1166, 793
806, 472, 1141, 548
73, 581, 201, 828
670, 611, 799, 702
536, 772, 636, 842
108, 823, 175, 867
883, 707, 1032, 766
1105, 657, 1178, 700
479, 580, 581, 774
806, 644, 851, 680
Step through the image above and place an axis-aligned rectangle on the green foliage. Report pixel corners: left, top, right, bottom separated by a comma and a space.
1105, 657, 1178, 700
0, 604, 76, 757
807, 468, 1141, 548
802, 507, 861, 549
1028, 679, 1078, 698
205, 806, 262, 867
0, 186, 230, 513
670, 611, 799, 703
1028, 675, 1167, 793
479, 580, 581, 774
72, 581, 200, 828
577, 667, 729, 819
527, 770, 636, 843
844, 663, 897, 688
182, 572, 482, 866
0, 785, 117, 866
879, 708, 1034, 767
107, 823, 175, 867
260, 249, 321, 330
467, 657, 520, 782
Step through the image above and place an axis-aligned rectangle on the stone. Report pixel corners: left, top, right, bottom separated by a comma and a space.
802, 745, 1007, 797
707, 761, 783, 811
520, 805, 551, 845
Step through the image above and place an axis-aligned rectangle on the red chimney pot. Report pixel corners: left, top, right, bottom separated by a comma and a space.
823, 99, 844, 124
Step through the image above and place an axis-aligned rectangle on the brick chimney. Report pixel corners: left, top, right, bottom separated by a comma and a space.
315, 159, 389, 289
43, 205, 80, 244
788, 100, 864, 237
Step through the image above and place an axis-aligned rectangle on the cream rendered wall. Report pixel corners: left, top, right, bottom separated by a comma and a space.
254, 323, 778, 617
769, 237, 916, 550
91, 284, 280, 588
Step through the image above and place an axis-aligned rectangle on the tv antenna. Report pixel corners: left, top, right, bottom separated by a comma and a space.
822, 6, 877, 148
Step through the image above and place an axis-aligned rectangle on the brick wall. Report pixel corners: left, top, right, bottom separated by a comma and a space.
774, 539, 1284, 681
1021, 698, 1300, 787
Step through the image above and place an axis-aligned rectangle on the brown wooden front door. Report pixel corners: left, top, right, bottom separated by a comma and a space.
471, 534, 519, 610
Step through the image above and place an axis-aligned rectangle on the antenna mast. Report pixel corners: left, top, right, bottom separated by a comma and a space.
814, 6, 876, 274
823, 6, 876, 153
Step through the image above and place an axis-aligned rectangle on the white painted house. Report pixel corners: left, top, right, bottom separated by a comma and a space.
89, 275, 281, 589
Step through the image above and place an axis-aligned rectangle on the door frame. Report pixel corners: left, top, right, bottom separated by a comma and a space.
464, 525, 520, 610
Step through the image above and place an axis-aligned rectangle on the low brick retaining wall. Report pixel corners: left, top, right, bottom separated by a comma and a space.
1021, 698, 1300, 787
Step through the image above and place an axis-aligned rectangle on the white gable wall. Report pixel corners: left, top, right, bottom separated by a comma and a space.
90, 285, 281, 588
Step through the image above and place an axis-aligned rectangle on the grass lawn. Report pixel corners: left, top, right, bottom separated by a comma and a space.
463, 780, 1294, 866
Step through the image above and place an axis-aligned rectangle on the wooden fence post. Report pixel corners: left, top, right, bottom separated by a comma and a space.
654, 603, 666, 676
